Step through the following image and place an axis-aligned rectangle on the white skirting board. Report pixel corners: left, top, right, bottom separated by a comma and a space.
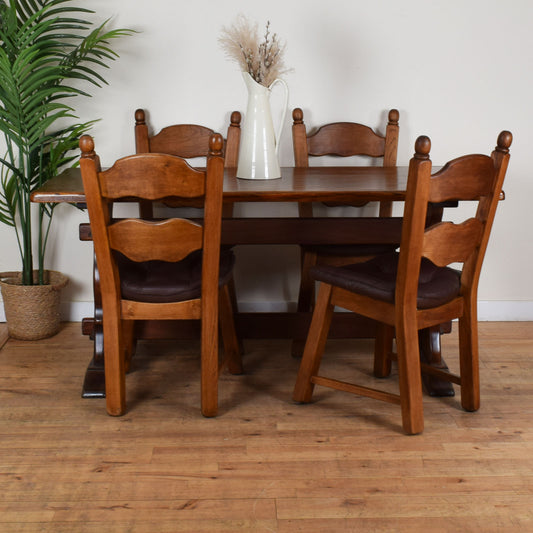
1, 300, 533, 323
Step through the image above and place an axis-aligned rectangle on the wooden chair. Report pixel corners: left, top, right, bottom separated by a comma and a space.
134, 108, 241, 218
79, 133, 242, 417
134, 108, 241, 323
291, 108, 400, 355
293, 131, 512, 434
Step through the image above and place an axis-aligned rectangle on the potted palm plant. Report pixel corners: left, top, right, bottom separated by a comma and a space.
0, 0, 132, 339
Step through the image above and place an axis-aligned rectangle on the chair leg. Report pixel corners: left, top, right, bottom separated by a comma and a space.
291, 249, 319, 358
218, 284, 243, 375
297, 249, 319, 312
226, 275, 245, 355
293, 282, 335, 403
121, 319, 136, 373
395, 319, 424, 435
374, 323, 394, 378
103, 313, 126, 416
201, 295, 219, 418
458, 300, 480, 412
227, 276, 239, 315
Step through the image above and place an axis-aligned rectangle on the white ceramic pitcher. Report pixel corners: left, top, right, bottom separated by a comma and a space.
236, 72, 289, 180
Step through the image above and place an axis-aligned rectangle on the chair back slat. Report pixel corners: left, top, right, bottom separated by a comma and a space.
422, 219, 484, 267
307, 122, 386, 158
149, 124, 215, 158
108, 218, 203, 263
101, 154, 205, 200
429, 155, 495, 203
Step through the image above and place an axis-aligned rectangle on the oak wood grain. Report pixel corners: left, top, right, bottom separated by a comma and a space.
30, 166, 411, 204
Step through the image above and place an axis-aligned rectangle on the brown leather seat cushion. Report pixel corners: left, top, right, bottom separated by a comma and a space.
310, 252, 461, 309
116, 249, 235, 303
302, 243, 398, 257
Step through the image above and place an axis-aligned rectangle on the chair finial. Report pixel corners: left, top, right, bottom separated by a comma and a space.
230, 111, 241, 126
209, 133, 224, 156
496, 130, 512, 153
293, 108, 304, 124
135, 109, 146, 126
388, 109, 400, 125
79, 135, 95, 157
414, 135, 431, 160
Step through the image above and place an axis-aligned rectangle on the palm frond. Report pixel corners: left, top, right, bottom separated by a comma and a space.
0, 0, 134, 283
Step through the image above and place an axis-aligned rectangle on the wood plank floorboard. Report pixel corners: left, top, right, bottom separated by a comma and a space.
0, 321, 532, 532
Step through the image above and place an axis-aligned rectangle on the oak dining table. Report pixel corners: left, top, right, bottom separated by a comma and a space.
31, 165, 454, 399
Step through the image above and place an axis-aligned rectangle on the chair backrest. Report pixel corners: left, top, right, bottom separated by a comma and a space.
397, 132, 512, 310
135, 108, 241, 167
292, 107, 399, 216
79, 133, 226, 309
134, 109, 240, 218
292, 108, 399, 166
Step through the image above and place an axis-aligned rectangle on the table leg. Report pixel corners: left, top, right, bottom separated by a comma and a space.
81, 257, 106, 398
418, 326, 455, 397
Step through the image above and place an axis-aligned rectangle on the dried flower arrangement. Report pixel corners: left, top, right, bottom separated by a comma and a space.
219, 15, 291, 87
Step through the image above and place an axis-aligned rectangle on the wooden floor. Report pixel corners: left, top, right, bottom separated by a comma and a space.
0, 322, 532, 532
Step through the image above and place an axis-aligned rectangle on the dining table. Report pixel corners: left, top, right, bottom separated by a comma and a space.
31, 165, 455, 399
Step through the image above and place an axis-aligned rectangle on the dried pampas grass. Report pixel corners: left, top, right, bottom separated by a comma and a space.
219, 15, 291, 87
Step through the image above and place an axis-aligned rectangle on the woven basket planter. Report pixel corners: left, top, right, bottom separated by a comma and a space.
0, 270, 68, 340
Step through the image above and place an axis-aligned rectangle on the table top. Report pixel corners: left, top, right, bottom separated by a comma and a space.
31, 166, 410, 204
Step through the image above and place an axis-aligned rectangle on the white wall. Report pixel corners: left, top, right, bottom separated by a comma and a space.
1, 0, 532, 321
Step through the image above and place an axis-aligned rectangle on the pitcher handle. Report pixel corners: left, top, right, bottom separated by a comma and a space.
269, 78, 289, 156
